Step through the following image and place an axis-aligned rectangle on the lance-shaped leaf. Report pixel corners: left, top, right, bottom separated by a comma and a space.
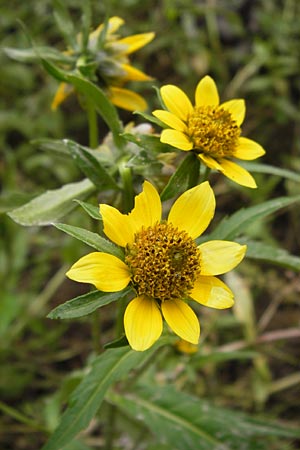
64, 139, 119, 190
53, 223, 124, 259
8, 179, 95, 226
4, 46, 74, 64
110, 385, 300, 450
41, 345, 165, 450
241, 239, 300, 271
74, 200, 102, 221
203, 194, 300, 242
160, 153, 200, 201
41, 59, 125, 149
241, 162, 300, 183
48, 287, 132, 319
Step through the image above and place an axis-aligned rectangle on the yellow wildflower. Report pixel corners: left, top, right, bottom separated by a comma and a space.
52, 16, 154, 111
153, 75, 265, 188
66, 181, 246, 351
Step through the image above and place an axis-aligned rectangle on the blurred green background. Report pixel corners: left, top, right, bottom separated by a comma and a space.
1, 1, 300, 449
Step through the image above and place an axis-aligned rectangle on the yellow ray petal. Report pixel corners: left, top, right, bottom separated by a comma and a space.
109, 87, 147, 111
198, 241, 247, 275
160, 85, 193, 122
161, 299, 200, 344
221, 99, 245, 126
124, 296, 163, 351
234, 137, 266, 160
152, 110, 188, 132
195, 75, 219, 107
219, 159, 257, 188
51, 82, 74, 110
198, 153, 223, 170
116, 32, 155, 55
168, 181, 215, 239
89, 17, 125, 43
128, 181, 162, 237
190, 275, 234, 309
66, 252, 130, 291
100, 204, 135, 247
120, 63, 153, 82
161, 129, 193, 150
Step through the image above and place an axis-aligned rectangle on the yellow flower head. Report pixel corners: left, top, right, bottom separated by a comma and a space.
153, 76, 266, 188
66, 181, 246, 351
52, 16, 154, 111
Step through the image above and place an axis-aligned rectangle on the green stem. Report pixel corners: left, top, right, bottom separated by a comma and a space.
119, 160, 134, 213
91, 309, 102, 354
86, 98, 99, 149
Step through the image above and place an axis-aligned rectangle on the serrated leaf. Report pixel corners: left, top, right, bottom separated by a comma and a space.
65, 139, 119, 190
7, 179, 95, 226
48, 287, 132, 319
53, 223, 124, 259
74, 200, 102, 221
41, 345, 165, 450
110, 385, 300, 450
41, 59, 125, 149
161, 153, 200, 201
242, 239, 300, 271
205, 195, 300, 241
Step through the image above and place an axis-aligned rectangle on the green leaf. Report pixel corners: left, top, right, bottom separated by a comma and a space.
134, 110, 166, 128
53, 223, 124, 259
31, 138, 70, 157
242, 239, 300, 271
74, 200, 102, 221
4, 46, 74, 64
52, 0, 77, 49
41, 59, 125, 149
241, 162, 300, 183
110, 385, 300, 450
7, 179, 95, 226
41, 345, 165, 450
48, 287, 132, 319
206, 195, 300, 241
161, 153, 200, 201
65, 139, 119, 190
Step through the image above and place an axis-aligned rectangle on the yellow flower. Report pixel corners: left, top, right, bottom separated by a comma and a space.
52, 16, 154, 111
153, 75, 265, 188
66, 181, 246, 351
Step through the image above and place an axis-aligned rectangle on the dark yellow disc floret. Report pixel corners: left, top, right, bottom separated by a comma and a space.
187, 106, 240, 158
125, 222, 200, 301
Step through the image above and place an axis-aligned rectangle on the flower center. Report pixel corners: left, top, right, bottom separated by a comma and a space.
125, 223, 200, 302
187, 106, 240, 158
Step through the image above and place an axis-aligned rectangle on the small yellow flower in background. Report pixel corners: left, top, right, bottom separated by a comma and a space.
175, 339, 198, 354
52, 16, 154, 111
66, 181, 246, 351
153, 75, 265, 188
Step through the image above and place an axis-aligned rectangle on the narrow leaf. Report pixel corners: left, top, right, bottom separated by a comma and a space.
53, 223, 124, 259
48, 287, 132, 319
41, 59, 125, 149
52, 0, 77, 48
206, 195, 300, 241
242, 239, 300, 271
4, 46, 74, 64
110, 385, 300, 450
241, 162, 300, 183
161, 153, 200, 201
74, 200, 102, 221
8, 179, 95, 226
42, 345, 165, 450
65, 139, 119, 190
